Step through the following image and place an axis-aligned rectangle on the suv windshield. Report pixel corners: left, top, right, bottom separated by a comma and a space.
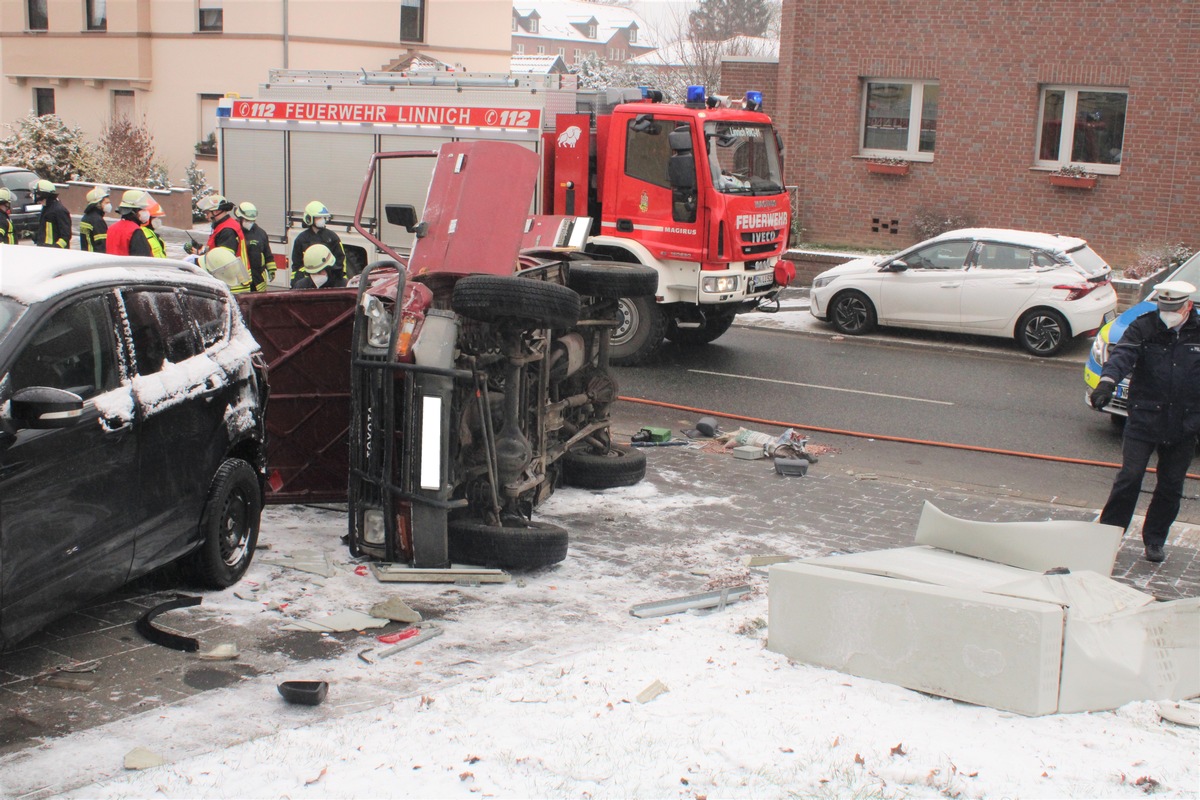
0, 170, 37, 192
0, 297, 25, 341
704, 122, 784, 196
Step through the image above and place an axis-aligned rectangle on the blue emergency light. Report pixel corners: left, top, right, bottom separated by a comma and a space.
686, 85, 707, 108
743, 90, 764, 112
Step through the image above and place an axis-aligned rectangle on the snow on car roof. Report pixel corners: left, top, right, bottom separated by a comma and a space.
931, 228, 1089, 253
0, 248, 221, 304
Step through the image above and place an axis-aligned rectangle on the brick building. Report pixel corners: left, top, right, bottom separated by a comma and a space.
755, 0, 1199, 266
512, 0, 656, 67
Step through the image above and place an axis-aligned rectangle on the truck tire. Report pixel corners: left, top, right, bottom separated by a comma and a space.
452, 274, 581, 329
610, 296, 668, 366
566, 262, 658, 298
184, 458, 261, 589
448, 518, 569, 570
561, 444, 646, 489
666, 312, 736, 346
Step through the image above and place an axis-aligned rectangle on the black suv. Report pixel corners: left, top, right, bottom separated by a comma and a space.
0, 166, 43, 237
0, 249, 268, 650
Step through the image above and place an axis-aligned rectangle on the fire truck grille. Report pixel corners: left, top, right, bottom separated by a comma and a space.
740, 229, 783, 256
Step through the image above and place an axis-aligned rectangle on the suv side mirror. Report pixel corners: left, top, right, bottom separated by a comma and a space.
385, 204, 428, 238
10, 386, 84, 429
887, 259, 910, 272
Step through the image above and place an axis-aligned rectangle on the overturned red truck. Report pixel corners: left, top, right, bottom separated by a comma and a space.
237, 141, 654, 570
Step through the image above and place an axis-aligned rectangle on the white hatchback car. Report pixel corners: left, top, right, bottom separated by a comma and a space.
810, 228, 1118, 356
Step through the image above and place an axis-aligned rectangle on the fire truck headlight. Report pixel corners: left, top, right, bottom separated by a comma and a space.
361, 294, 392, 349
362, 508, 385, 545
702, 276, 739, 293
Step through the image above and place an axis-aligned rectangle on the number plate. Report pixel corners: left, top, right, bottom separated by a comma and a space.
750, 272, 775, 291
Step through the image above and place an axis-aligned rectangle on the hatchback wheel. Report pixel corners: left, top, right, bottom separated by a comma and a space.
185, 458, 261, 588
1017, 308, 1069, 357
830, 290, 877, 335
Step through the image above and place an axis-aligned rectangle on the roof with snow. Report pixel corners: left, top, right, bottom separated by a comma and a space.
513, 0, 659, 48
0, 249, 221, 305
627, 35, 778, 67
510, 54, 570, 74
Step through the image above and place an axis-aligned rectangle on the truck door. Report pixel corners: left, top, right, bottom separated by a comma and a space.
606, 116, 703, 263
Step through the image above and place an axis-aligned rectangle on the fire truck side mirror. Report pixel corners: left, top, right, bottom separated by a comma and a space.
385, 204, 426, 237
667, 152, 696, 191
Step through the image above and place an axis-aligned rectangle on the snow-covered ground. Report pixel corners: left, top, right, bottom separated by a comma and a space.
13, 483, 1195, 800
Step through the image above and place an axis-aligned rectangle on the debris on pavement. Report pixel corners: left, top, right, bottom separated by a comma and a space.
198, 643, 240, 661
681, 417, 722, 438
1157, 700, 1200, 727
277, 680, 329, 706
631, 426, 672, 443
377, 624, 444, 659
636, 679, 669, 704
39, 672, 98, 692
773, 457, 809, 476
369, 563, 510, 584
123, 747, 166, 770
629, 586, 753, 618
281, 610, 389, 633
136, 595, 202, 652
259, 551, 338, 578
369, 596, 423, 623
742, 554, 795, 567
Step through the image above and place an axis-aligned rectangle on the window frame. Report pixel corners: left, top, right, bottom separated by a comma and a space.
111, 89, 134, 121
198, 0, 223, 32
34, 88, 55, 116
85, 0, 106, 31
1034, 85, 1126, 176
859, 78, 938, 162
27, 0, 48, 30
400, 0, 424, 42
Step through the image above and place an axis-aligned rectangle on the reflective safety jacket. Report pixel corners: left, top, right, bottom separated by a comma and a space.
0, 210, 12, 245
243, 224, 276, 291
36, 197, 71, 249
106, 216, 153, 257
143, 225, 167, 258
79, 206, 108, 253
290, 227, 346, 282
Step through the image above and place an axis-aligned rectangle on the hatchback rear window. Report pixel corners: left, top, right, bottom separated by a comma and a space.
1066, 245, 1110, 273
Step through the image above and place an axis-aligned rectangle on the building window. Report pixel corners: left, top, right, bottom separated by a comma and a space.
587, 22, 597, 38
629, 26, 637, 44
401, 0, 424, 41
516, 43, 525, 55
198, 0, 222, 32
558, 47, 565, 56
27, 0, 48, 30
112, 89, 134, 121
537, 45, 545, 54
529, 17, 538, 33
86, 0, 106, 30
1036, 86, 1126, 171
34, 88, 55, 116
198, 93, 221, 147
573, 48, 582, 63
860, 79, 938, 158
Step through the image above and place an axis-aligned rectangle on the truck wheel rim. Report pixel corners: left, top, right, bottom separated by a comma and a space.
612, 298, 638, 346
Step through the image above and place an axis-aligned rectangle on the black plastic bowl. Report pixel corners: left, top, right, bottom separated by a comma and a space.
278, 680, 329, 706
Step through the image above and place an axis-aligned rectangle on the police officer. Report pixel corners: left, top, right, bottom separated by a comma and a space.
236, 202, 275, 291
33, 179, 71, 249
0, 188, 14, 245
291, 244, 346, 290
291, 200, 345, 283
79, 186, 111, 253
1091, 280, 1200, 563
106, 190, 156, 257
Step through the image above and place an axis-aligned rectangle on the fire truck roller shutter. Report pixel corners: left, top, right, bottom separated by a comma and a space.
222, 129, 286, 249
288, 132, 374, 230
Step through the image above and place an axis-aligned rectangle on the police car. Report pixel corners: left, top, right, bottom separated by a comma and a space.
1084, 250, 1200, 421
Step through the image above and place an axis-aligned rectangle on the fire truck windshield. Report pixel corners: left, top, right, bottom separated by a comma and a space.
704, 122, 784, 196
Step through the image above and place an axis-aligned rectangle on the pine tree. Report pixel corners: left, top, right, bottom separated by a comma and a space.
688, 0, 772, 40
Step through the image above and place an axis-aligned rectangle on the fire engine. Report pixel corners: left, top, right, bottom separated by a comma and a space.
215, 70, 795, 364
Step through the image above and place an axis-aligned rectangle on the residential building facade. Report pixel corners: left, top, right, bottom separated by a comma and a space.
512, 0, 655, 67
0, 0, 513, 180
766, 0, 1198, 266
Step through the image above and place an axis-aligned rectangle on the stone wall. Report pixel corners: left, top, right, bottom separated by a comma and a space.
58, 182, 194, 232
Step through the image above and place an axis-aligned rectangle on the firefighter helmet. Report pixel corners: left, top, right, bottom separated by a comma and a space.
119, 189, 152, 210
234, 201, 258, 222
32, 179, 57, 196
302, 244, 336, 273
147, 200, 165, 218
86, 186, 109, 206
200, 247, 250, 288
0, 188, 11, 204
302, 200, 331, 226
196, 193, 227, 214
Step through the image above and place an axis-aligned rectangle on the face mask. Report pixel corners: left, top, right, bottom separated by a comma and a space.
314, 218, 327, 229
311, 271, 329, 287
150, 217, 162, 230
137, 210, 151, 224
1158, 300, 1191, 329
242, 221, 254, 231
101, 202, 112, 214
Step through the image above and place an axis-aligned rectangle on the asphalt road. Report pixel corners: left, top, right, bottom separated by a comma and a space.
611, 320, 1198, 522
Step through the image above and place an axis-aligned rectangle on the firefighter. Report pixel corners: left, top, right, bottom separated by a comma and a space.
236, 201, 276, 292
79, 186, 111, 253
291, 200, 345, 283
106, 190, 156, 257
191, 193, 249, 269
32, 179, 71, 249
291, 244, 346, 290
142, 200, 168, 258
199, 246, 252, 291
0, 188, 14, 245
